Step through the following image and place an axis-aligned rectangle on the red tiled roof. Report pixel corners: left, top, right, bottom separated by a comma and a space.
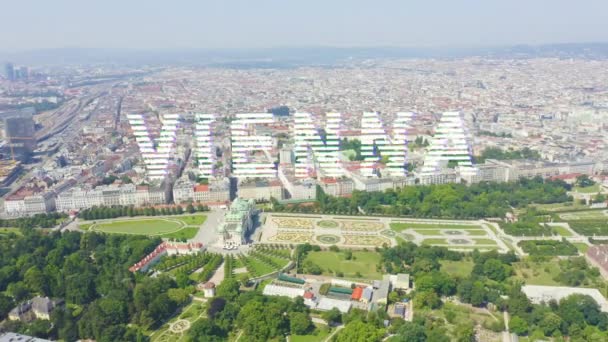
194, 185, 209, 192
351, 287, 363, 300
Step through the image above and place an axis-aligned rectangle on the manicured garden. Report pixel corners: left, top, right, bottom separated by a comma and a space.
551, 225, 573, 237
499, 221, 553, 236
558, 209, 607, 220
421, 238, 448, 245
150, 302, 208, 342
518, 240, 578, 256
472, 238, 498, 245
391, 221, 482, 231
566, 220, 608, 236
236, 247, 292, 278
342, 234, 391, 247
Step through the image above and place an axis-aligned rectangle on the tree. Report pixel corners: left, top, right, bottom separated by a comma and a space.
391, 321, 426, 342
24, 266, 48, 295
336, 320, 384, 342
414, 291, 441, 309
509, 316, 529, 336
483, 259, 511, 282
237, 300, 289, 341
0, 294, 13, 320
576, 175, 595, 188
167, 288, 191, 306
388, 291, 400, 304
189, 319, 225, 342
216, 278, 240, 301
455, 322, 475, 342
558, 294, 601, 327
7, 281, 29, 301
322, 307, 342, 325
289, 311, 313, 335
207, 297, 227, 319
541, 312, 562, 336
186, 204, 195, 213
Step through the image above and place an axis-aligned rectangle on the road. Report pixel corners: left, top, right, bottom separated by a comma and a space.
324, 325, 344, 342
502, 310, 511, 342
192, 208, 226, 246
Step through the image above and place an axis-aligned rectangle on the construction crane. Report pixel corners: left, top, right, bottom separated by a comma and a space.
5, 136, 35, 161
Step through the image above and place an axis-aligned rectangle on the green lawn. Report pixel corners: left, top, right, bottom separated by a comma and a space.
78, 223, 94, 231
391, 222, 482, 231
161, 227, 199, 240
464, 230, 488, 236
472, 238, 497, 245
440, 260, 474, 278
421, 238, 448, 245
573, 243, 590, 253
411, 228, 488, 237
512, 260, 561, 286
412, 229, 443, 235
574, 184, 600, 193
178, 215, 207, 225
0, 227, 22, 236
84, 215, 207, 237
291, 325, 332, 342
551, 225, 573, 237
91, 218, 183, 235
304, 251, 381, 279
242, 255, 276, 277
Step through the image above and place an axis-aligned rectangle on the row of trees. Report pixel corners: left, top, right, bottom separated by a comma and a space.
272, 177, 572, 219
474, 146, 541, 163
0, 212, 66, 229
78, 203, 209, 220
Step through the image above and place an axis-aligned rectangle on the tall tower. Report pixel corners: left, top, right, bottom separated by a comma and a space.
4, 63, 14, 81
420, 111, 476, 177
3, 110, 36, 161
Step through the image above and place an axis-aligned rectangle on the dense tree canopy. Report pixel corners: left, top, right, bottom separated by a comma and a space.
475, 146, 541, 163
0, 228, 177, 340
273, 177, 572, 219
79, 204, 209, 220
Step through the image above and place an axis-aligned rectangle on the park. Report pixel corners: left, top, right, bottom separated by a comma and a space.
79, 214, 207, 240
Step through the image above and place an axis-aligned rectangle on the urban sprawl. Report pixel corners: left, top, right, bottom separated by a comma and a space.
1, 57, 608, 342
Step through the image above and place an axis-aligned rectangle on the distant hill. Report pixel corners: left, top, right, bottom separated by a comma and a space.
2, 43, 608, 66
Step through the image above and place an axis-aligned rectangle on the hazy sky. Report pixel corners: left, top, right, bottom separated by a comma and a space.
2, 0, 607, 50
